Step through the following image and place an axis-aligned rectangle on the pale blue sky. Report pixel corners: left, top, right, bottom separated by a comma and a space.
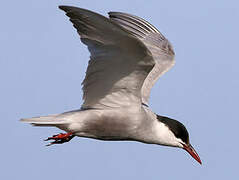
1, 0, 238, 179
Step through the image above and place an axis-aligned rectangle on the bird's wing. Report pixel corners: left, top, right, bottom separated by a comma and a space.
108, 12, 175, 105
59, 6, 155, 109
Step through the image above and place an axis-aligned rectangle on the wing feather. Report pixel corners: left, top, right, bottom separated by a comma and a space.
59, 6, 155, 108
109, 12, 175, 105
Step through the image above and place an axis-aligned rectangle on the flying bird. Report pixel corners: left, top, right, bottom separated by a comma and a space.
21, 6, 201, 164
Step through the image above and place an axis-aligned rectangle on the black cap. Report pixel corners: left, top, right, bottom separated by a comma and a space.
156, 115, 189, 144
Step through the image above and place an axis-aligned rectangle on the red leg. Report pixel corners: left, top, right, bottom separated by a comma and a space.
44, 132, 75, 146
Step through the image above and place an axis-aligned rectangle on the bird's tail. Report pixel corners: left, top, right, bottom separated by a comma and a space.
20, 114, 67, 126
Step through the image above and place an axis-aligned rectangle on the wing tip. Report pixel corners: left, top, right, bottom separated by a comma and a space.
58, 5, 79, 12
58, 5, 68, 12
108, 11, 117, 16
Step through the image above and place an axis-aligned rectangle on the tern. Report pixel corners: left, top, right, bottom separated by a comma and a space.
21, 6, 201, 164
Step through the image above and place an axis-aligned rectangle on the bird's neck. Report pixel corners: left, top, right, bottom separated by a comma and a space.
134, 110, 179, 147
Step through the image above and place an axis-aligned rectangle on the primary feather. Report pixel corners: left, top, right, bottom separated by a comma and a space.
59, 6, 156, 109
109, 11, 175, 105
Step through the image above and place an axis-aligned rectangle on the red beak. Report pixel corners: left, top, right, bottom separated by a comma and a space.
183, 144, 202, 164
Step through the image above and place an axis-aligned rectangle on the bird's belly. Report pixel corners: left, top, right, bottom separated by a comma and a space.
72, 108, 145, 141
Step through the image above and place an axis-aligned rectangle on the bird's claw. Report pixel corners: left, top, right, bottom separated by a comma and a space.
44, 132, 75, 146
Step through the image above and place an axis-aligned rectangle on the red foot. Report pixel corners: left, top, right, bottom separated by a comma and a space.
44, 132, 75, 146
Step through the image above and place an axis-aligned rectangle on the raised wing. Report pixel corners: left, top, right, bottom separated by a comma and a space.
108, 12, 175, 105
59, 6, 155, 108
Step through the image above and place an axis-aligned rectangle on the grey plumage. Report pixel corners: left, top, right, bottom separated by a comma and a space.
21, 6, 202, 164
21, 6, 175, 137
109, 11, 175, 105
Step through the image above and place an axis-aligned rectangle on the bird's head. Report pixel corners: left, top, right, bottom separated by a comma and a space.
155, 115, 201, 164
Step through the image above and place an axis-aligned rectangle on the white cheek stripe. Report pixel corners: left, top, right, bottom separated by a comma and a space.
153, 121, 184, 148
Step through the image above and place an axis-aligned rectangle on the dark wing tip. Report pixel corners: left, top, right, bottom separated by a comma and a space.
58, 5, 78, 12
108, 12, 127, 19
108, 11, 117, 16
58, 5, 69, 12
